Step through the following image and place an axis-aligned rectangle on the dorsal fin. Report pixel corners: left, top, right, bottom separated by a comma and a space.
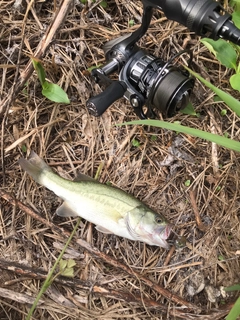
73, 172, 100, 183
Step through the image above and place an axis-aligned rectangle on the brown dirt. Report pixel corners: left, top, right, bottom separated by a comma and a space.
0, 0, 240, 319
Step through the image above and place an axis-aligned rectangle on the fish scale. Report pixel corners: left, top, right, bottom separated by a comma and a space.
42, 171, 138, 208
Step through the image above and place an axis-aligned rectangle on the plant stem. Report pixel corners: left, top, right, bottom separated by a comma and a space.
26, 218, 81, 320
226, 296, 240, 320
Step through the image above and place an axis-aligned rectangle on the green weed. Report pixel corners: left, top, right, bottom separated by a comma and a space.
32, 58, 70, 104
118, 119, 240, 152
26, 218, 81, 319
80, 0, 107, 8
224, 284, 240, 320
200, 2, 240, 92
132, 138, 141, 147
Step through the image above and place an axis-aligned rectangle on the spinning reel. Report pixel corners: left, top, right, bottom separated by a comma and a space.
87, 0, 240, 119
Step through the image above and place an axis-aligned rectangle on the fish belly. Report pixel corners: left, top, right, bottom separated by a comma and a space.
40, 172, 136, 240
64, 197, 135, 240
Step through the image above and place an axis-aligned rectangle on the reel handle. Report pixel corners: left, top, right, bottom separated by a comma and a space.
87, 81, 127, 116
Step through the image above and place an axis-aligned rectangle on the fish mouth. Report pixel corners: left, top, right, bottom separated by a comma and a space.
161, 224, 172, 240
146, 224, 172, 248
126, 214, 172, 248
160, 225, 172, 249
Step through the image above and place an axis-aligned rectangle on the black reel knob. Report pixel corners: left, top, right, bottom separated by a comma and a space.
87, 81, 127, 116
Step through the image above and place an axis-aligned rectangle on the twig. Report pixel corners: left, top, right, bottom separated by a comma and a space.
0, 0, 74, 118
0, 258, 90, 290
0, 287, 44, 306
26, 218, 80, 320
0, 189, 67, 236
163, 244, 176, 266
76, 238, 198, 310
160, 261, 203, 272
0, 0, 34, 185
189, 189, 207, 232
188, 306, 232, 320
208, 107, 220, 175
0, 258, 162, 309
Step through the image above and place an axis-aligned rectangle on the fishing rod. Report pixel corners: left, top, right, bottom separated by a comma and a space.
87, 0, 240, 119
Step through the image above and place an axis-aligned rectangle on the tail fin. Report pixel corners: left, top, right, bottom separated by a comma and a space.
18, 151, 52, 183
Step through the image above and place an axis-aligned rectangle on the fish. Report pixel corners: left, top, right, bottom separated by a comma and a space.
18, 151, 171, 248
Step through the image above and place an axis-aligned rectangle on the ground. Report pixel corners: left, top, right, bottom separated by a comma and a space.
0, 0, 240, 319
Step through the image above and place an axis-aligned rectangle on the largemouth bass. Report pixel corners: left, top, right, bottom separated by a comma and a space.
18, 151, 171, 248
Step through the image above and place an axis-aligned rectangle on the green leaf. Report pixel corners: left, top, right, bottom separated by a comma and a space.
232, 11, 240, 28
230, 0, 240, 11
61, 267, 74, 277
100, 0, 107, 8
31, 58, 46, 86
129, 19, 135, 27
59, 259, 68, 271
118, 120, 240, 152
31, 58, 70, 104
132, 138, 140, 147
201, 38, 237, 70
231, 0, 240, 5
87, 64, 102, 72
185, 67, 240, 117
42, 81, 70, 104
226, 296, 240, 320
67, 259, 76, 268
180, 102, 197, 115
200, 39, 217, 56
21, 145, 27, 153
213, 95, 223, 102
220, 109, 227, 116
225, 284, 240, 292
150, 135, 157, 141
184, 180, 191, 187
230, 74, 240, 92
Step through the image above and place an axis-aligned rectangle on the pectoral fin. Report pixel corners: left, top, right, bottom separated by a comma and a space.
56, 202, 79, 217
95, 225, 113, 234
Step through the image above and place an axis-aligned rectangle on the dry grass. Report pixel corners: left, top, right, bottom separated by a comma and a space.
0, 0, 240, 319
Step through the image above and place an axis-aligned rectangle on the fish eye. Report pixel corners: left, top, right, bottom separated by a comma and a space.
155, 215, 162, 224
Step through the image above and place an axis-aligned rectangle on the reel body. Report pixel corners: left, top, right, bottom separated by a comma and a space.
121, 49, 195, 118
87, 36, 194, 119
86, 0, 240, 119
